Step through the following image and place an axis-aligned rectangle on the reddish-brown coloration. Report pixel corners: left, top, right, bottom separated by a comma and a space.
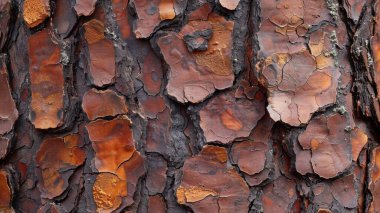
35, 135, 86, 199
148, 195, 166, 213
177, 145, 250, 212
83, 19, 116, 87
146, 156, 167, 195
157, 13, 235, 103
343, 0, 366, 22
0, 138, 10, 160
139, 92, 166, 119
0, 57, 18, 135
23, 0, 50, 28
262, 176, 298, 213
87, 116, 146, 211
130, 0, 161, 38
28, 29, 64, 129
111, 0, 130, 39
1, 0, 379, 211
351, 128, 368, 161
257, 0, 339, 126
85, 117, 135, 174
369, 147, 380, 212
82, 89, 128, 120
0, 170, 12, 212
145, 108, 171, 155
297, 114, 352, 178
140, 50, 164, 96
74, 0, 97, 16
199, 90, 265, 144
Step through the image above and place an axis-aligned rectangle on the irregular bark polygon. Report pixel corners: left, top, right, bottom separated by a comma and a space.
262, 176, 298, 213
156, 13, 235, 103
199, 90, 265, 144
0, 170, 12, 212
35, 135, 86, 199
28, 29, 64, 129
82, 88, 128, 120
257, 0, 339, 126
296, 113, 352, 178
0, 56, 18, 135
86, 116, 146, 211
23, 0, 50, 28
131, 0, 186, 38
83, 19, 116, 87
177, 145, 250, 212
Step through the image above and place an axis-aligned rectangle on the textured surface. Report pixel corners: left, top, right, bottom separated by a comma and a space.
0, 0, 379, 212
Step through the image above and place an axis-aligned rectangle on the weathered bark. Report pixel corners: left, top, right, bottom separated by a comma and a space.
0, 0, 379, 212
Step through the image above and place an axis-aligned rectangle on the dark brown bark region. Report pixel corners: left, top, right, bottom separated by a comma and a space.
0, 0, 379, 212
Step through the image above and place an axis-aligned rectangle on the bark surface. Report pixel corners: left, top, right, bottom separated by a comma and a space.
0, 0, 379, 212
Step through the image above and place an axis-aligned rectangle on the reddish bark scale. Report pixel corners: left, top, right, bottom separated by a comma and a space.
199, 90, 265, 144
86, 117, 145, 211
157, 13, 235, 103
83, 19, 116, 87
177, 145, 250, 212
82, 88, 128, 120
296, 113, 352, 178
28, 30, 64, 129
0, 57, 18, 135
1, 0, 379, 212
0, 170, 12, 212
35, 135, 86, 199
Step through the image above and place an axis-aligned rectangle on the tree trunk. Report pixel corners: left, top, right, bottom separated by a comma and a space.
0, 0, 379, 212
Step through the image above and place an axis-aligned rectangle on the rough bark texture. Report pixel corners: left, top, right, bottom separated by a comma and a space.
0, 0, 379, 212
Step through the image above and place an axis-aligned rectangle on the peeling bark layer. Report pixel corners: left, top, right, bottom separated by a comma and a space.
0, 0, 379, 212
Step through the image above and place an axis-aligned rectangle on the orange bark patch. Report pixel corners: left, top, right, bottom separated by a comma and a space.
93, 173, 125, 212
23, 0, 50, 28
0, 170, 12, 212
28, 30, 64, 129
85, 117, 135, 175
157, 13, 235, 103
159, 0, 175, 20
177, 145, 250, 212
351, 128, 368, 161
35, 135, 86, 199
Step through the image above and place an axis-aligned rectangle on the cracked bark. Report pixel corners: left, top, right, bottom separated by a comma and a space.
0, 0, 379, 212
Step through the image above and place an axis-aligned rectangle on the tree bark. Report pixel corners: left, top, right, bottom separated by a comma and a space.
0, 0, 379, 212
